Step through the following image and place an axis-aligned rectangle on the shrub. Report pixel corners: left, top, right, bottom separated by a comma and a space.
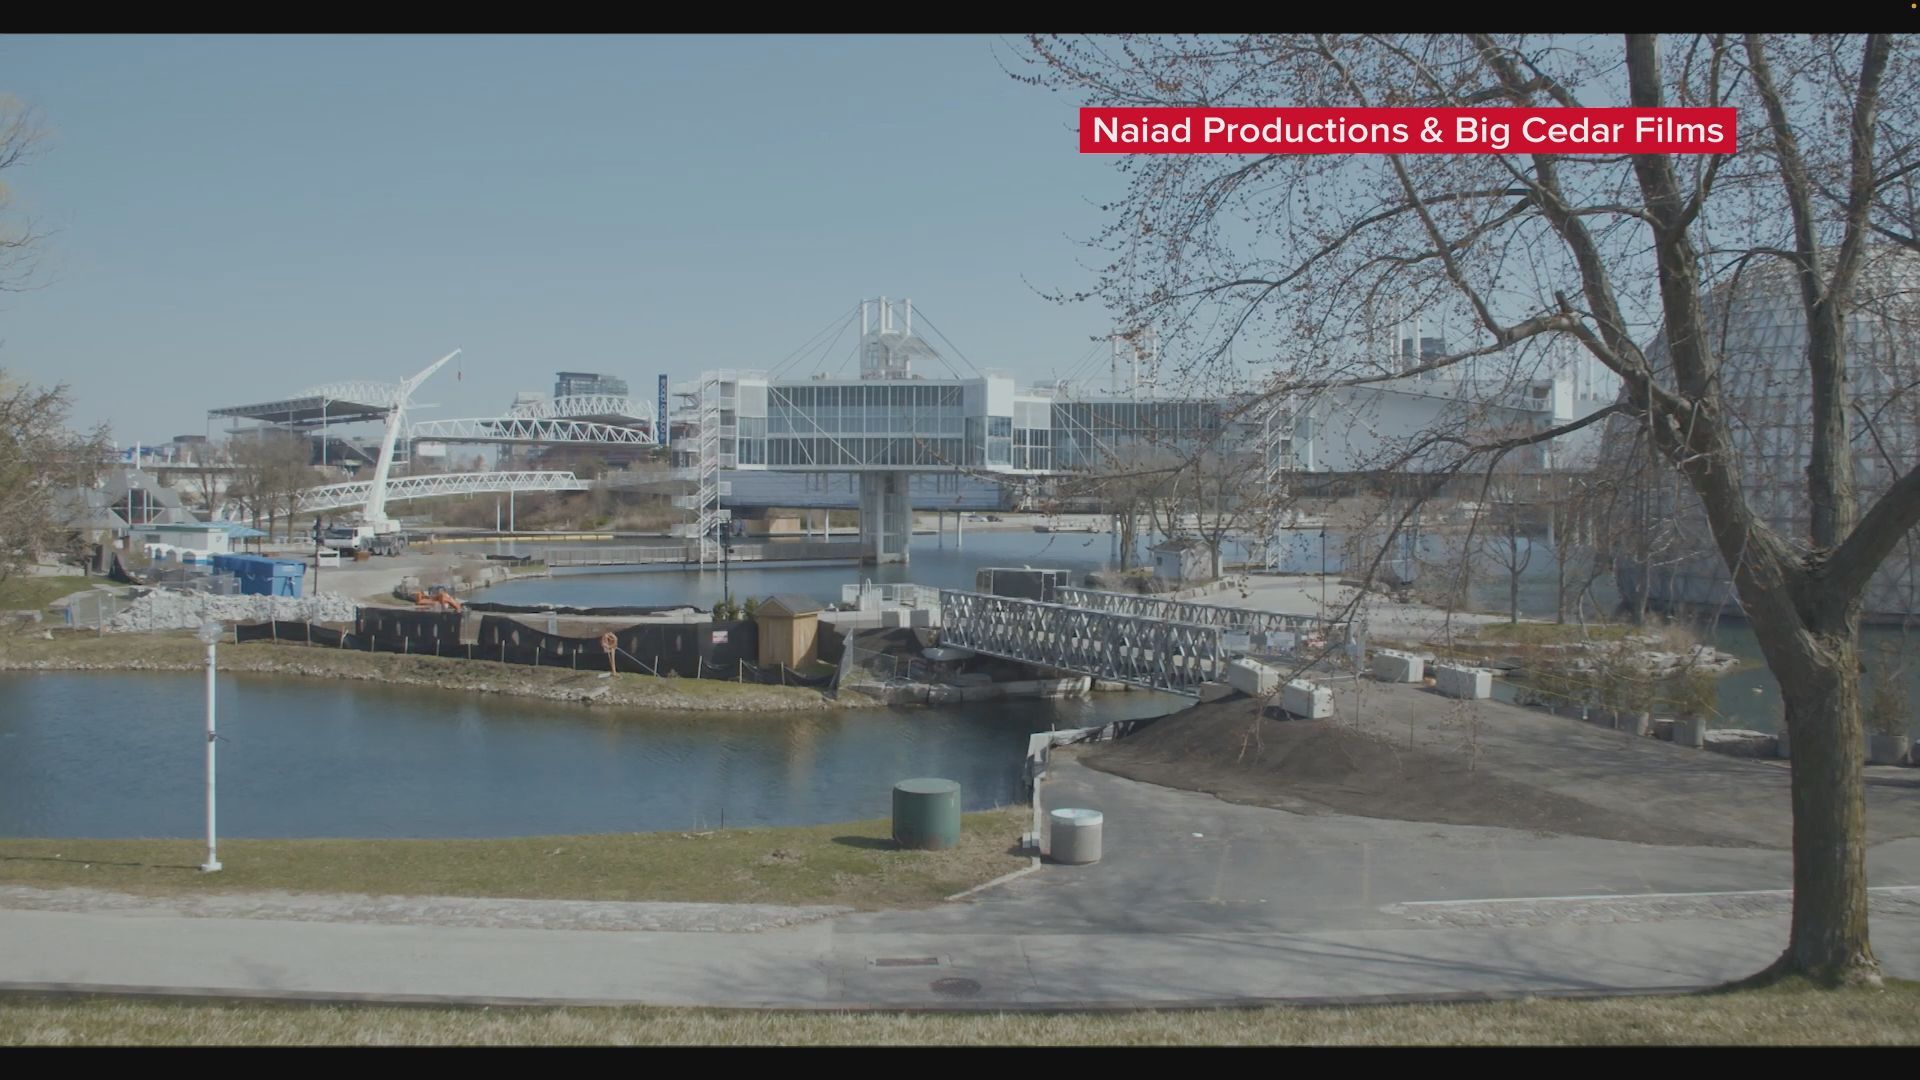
1673, 668, 1719, 722
1868, 642, 1910, 737
741, 597, 759, 621
712, 600, 729, 622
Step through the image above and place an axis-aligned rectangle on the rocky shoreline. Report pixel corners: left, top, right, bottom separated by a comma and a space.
0, 633, 868, 713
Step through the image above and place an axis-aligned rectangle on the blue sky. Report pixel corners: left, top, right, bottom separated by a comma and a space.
0, 34, 1121, 441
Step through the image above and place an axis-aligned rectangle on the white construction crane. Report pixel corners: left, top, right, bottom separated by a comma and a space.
320, 349, 459, 556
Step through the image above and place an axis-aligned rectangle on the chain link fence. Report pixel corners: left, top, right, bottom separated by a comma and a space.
837, 640, 945, 686
60, 590, 133, 631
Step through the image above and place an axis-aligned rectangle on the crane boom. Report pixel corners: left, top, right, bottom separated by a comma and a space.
363, 349, 459, 529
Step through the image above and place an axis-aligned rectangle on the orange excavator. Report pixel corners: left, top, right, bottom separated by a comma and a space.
413, 587, 463, 611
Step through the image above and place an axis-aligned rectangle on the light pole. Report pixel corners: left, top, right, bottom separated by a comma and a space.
196, 619, 223, 872
1319, 528, 1328, 619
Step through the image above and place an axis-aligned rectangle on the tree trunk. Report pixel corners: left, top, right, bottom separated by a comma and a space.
1509, 568, 1520, 624
1763, 622, 1880, 984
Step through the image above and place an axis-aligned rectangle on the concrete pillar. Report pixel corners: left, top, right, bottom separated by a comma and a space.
859, 472, 911, 564
956, 507, 964, 548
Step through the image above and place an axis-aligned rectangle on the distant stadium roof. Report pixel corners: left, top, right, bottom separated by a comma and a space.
208, 379, 404, 430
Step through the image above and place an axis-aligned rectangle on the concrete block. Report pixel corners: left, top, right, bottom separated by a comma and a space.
1371, 648, 1424, 683
1227, 657, 1280, 697
1433, 664, 1492, 700
1198, 681, 1236, 703
909, 607, 933, 628
880, 608, 904, 628
1281, 678, 1333, 719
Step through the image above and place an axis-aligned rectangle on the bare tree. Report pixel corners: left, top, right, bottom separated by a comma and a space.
227, 432, 318, 541
0, 97, 48, 295
1018, 32, 1920, 984
0, 372, 110, 586
1477, 463, 1536, 624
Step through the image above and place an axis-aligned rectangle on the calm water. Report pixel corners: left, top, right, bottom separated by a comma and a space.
0, 672, 1186, 839
472, 529, 1138, 609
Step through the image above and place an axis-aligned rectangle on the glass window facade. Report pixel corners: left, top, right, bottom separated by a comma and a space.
1049, 401, 1225, 470
761, 383, 971, 469
731, 381, 1240, 474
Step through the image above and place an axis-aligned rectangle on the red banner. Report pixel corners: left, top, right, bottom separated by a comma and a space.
1080, 108, 1737, 155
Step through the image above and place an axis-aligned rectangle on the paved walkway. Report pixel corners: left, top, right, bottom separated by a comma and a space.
5, 761, 1919, 1008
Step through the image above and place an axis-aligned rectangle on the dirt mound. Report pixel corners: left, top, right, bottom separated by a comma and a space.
1083, 695, 1733, 846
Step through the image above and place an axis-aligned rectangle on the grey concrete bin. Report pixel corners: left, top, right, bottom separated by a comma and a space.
1673, 716, 1707, 748
1868, 734, 1911, 767
1049, 808, 1104, 865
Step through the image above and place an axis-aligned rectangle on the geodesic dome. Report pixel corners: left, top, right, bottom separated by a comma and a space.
1621, 247, 1920, 621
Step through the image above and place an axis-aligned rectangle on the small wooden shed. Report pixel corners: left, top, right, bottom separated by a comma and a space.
756, 593, 824, 668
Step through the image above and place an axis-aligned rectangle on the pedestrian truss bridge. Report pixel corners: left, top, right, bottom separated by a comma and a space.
291, 471, 591, 514
407, 416, 656, 446
936, 588, 1352, 696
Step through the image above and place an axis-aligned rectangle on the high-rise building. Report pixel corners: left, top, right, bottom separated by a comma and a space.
554, 372, 629, 398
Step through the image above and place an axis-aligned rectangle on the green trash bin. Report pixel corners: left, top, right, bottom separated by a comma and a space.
892, 778, 961, 851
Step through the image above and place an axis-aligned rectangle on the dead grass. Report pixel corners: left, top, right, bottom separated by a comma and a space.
0, 806, 1029, 909
3, 979, 1915, 1045
0, 575, 98, 611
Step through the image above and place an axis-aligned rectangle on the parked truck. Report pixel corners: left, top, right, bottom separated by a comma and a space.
320, 522, 409, 556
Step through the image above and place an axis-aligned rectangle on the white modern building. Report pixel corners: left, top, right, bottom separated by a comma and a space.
1619, 248, 1920, 620
676, 298, 1620, 565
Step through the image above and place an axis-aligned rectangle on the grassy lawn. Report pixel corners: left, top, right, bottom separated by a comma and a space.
3, 979, 1914, 1045
0, 575, 98, 611
0, 807, 1029, 909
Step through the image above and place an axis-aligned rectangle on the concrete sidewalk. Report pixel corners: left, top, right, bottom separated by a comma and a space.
6, 760, 1918, 1009
5, 903, 1916, 1009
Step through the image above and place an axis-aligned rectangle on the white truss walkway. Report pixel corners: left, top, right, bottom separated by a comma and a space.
508, 394, 654, 423
937, 589, 1232, 695
1055, 587, 1349, 641
408, 417, 657, 445
294, 471, 590, 513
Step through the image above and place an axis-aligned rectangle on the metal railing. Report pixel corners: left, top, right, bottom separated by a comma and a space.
543, 539, 862, 568
1058, 586, 1346, 638
937, 588, 1229, 695
1055, 586, 1357, 668
841, 582, 937, 609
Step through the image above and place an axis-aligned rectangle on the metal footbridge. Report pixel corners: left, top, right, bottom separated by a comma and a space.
936, 588, 1351, 696
293, 471, 590, 513
407, 417, 655, 446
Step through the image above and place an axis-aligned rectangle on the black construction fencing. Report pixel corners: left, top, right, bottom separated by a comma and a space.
356, 608, 463, 644
230, 612, 807, 687
234, 620, 324, 645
